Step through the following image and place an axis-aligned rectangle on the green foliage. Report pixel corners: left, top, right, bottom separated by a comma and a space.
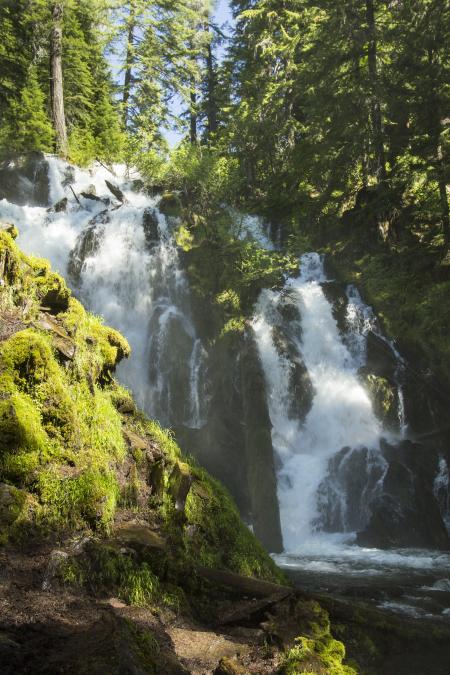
2, 65, 54, 154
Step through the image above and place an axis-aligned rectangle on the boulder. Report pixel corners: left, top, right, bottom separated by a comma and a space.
142, 208, 159, 247
81, 192, 104, 203
123, 429, 148, 451
105, 180, 127, 204
357, 454, 450, 550
365, 330, 398, 380
0, 153, 49, 206
322, 281, 349, 333
68, 223, 104, 283
359, 369, 399, 430
49, 197, 68, 213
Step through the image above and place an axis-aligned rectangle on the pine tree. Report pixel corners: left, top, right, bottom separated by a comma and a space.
7, 65, 55, 153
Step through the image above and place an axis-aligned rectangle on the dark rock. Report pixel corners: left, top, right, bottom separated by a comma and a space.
322, 281, 349, 333
81, 191, 104, 202
42, 550, 69, 591
365, 331, 397, 380
68, 223, 104, 283
142, 208, 159, 247
357, 445, 450, 550
105, 179, 127, 203
272, 327, 314, 422
316, 447, 386, 532
278, 290, 301, 324
359, 368, 399, 430
241, 333, 283, 553
0, 152, 49, 206
49, 197, 68, 213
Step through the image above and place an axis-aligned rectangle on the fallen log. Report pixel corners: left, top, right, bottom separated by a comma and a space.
195, 566, 292, 599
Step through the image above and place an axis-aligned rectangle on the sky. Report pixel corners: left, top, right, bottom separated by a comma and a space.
163, 0, 233, 147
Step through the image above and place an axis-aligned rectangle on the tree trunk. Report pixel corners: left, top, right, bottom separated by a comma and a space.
365, 0, 386, 183
190, 82, 197, 144
206, 40, 217, 138
50, 2, 68, 157
122, 0, 136, 127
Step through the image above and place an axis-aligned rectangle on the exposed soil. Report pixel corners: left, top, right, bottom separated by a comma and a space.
0, 540, 282, 674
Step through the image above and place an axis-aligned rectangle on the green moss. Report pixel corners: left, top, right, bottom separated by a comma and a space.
37, 467, 119, 530
363, 372, 398, 429
0, 483, 36, 543
62, 543, 160, 607
163, 462, 285, 583
281, 635, 356, 675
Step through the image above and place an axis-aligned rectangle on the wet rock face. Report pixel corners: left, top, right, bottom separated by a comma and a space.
241, 333, 283, 553
316, 447, 386, 533
142, 208, 159, 248
321, 281, 349, 334
272, 325, 314, 423
359, 368, 399, 431
357, 440, 450, 550
366, 330, 398, 380
68, 223, 105, 284
177, 332, 250, 516
0, 153, 50, 206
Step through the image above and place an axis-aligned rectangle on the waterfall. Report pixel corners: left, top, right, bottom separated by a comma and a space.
0, 157, 207, 428
252, 253, 387, 551
434, 457, 450, 534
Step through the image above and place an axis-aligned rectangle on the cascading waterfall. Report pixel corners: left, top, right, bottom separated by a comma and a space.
0, 156, 207, 428
252, 253, 386, 550
434, 458, 450, 534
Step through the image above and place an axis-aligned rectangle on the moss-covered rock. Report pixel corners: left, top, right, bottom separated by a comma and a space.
360, 369, 399, 430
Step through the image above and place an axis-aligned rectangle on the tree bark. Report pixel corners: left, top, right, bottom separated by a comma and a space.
50, 2, 68, 157
190, 81, 197, 144
365, 0, 386, 183
206, 40, 217, 138
122, 0, 136, 127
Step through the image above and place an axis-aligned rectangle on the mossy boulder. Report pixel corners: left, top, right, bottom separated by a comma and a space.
157, 192, 182, 217
0, 483, 35, 543
360, 369, 399, 430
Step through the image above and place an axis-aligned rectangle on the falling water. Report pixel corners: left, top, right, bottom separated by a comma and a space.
252, 253, 384, 550
0, 156, 207, 428
434, 458, 450, 534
